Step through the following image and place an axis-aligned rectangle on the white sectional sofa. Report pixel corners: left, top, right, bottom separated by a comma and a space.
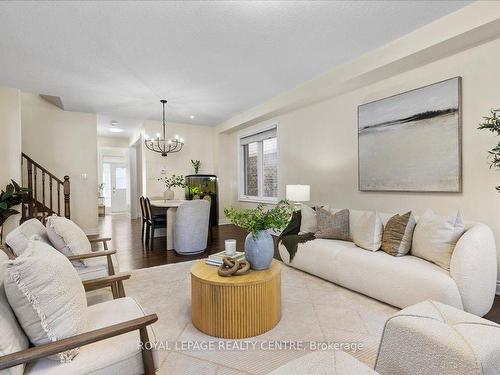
278, 209, 497, 316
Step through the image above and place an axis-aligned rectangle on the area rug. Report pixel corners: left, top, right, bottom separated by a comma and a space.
87, 261, 398, 375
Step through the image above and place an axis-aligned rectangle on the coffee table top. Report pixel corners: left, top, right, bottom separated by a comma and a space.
191, 259, 281, 286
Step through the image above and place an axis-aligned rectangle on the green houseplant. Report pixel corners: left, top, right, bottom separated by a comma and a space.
478, 108, 500, 192
191, 160, 201, 174
224, 200, 293, 270
158, 174, 186, 200
0, 180, 30, 243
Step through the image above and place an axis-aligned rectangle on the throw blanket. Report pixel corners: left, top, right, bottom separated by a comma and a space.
278, 210, 315, 262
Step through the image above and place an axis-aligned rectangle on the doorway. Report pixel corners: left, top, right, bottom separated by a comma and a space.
103, 162, 128, 213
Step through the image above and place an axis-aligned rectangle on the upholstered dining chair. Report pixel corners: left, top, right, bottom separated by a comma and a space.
0, 249, 159, 375
144, 197, 166, 251
203, 194, 214, 242
173, 199, 210, 255
139, 196, 147, 241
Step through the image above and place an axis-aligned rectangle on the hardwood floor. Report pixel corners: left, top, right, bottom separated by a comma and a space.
92, 213, 500, 324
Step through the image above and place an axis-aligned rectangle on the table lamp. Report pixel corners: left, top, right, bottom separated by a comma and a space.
286, 185, 310, 207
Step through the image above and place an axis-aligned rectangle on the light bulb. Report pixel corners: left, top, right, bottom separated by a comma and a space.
156, 133, 160, 138
168, 139, 172, 144
180, 138, 184, 143
175, 135, 179, 140
145, 134, 149, 140
189, 115, 195, 119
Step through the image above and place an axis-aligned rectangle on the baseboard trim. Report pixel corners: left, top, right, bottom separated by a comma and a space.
497, 281, 500, 295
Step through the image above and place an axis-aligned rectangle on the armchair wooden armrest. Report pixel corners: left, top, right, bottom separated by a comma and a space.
67, 250, 116, 261
0, 314, 158, 374
82, 273, 131, 297
87, 236, 111, 251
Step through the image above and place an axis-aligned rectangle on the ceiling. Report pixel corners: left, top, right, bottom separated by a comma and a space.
0, 1, 470, 130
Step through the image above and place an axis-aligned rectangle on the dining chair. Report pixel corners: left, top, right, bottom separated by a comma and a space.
139, 196, 147, 241
144, 197, 167, 251
173, 200, 210, 255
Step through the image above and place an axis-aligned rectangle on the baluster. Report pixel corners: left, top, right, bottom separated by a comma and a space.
63, 176, 70, 219
42, 171, 46, 216
27, 160, 33, 218
49, 178, 53, 215
57, 183, 61, 216
33, 168, 38, 218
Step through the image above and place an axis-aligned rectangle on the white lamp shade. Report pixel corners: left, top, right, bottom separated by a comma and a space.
286, 185, 310, 202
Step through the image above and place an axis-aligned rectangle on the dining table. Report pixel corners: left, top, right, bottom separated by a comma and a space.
149, 199, 187, 250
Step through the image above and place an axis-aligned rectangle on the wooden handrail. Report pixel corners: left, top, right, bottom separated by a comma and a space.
21, 153, 70, 220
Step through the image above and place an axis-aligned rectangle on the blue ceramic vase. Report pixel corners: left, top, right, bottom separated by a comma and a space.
244, 230, 274, 270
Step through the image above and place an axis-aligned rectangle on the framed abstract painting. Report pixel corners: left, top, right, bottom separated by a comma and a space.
358, 77, 462, 192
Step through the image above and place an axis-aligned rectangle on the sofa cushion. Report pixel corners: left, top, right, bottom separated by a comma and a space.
299, 204, 317, 234
335, 246, 463, 310
279, 239, 463, 310
5, 218, 51, 256
25, 297, 159, 375
412, 210, 465, 271
381, 212, 416, 256
46, 216, 90, 265
0, 250, 29, 375
315, 208, 350, 241
4, 240, 87, 362
351, 211, 383, 251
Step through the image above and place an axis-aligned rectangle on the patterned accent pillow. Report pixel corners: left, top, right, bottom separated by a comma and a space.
315, 208, 350, 241
381, 211, 416, 256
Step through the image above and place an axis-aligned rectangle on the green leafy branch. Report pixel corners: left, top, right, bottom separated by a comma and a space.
0, 180, 31, 227
478, 108, 500, 192
158, 174, 186, 189
224, 200, 294, 238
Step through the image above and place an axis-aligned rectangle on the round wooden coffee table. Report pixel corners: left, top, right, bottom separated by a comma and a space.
191, 259, 281, 339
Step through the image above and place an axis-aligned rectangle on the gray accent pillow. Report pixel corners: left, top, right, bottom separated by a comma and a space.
381, 211, 416, 256
315, 208, 350, 241
4, 240, 87, 363
5, 218, 51, 256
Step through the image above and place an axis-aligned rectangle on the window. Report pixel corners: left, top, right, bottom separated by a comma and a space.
239, 126, 278, 202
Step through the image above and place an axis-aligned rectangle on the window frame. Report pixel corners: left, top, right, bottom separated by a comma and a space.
238, 123, 279, 204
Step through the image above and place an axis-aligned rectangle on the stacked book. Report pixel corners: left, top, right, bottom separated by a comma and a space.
206, 250, 245, 266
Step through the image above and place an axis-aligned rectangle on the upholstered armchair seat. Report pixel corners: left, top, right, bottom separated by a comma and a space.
24, 297, 159, 375
74, 255, 120, 281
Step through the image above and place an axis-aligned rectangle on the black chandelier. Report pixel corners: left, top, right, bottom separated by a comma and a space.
145, 100, 184, 157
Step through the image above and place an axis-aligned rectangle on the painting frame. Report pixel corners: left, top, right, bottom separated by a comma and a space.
357, 76, 462, 193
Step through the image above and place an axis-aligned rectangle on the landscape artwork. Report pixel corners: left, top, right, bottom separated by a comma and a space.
358, 77, 462, 192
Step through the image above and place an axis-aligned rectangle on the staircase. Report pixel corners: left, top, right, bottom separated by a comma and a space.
21, 153, 70, 223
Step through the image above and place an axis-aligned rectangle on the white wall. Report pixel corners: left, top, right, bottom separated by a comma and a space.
216, 35, 500, 279
21, 93, 98, 233
142, 120, 215, 199
0, 87, 22, 237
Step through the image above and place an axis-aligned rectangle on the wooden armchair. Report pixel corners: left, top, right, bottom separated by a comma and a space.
0, 249, 159, 375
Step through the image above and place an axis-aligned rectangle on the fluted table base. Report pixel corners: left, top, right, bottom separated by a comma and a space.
191, 260, 281, 339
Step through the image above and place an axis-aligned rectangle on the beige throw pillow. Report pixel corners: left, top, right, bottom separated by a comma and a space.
352, 211, 383, 251
46, 215, 91, 265
299, 204, 318, 234
315, 208, 350, 241
4, 240, 87, 362
411, 210, 465, 270
381, 211, 416, 256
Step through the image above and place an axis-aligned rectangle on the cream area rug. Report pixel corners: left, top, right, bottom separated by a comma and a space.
87, 261, 398, 375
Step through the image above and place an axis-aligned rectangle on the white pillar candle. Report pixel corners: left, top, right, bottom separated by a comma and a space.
225, 239, 237, 256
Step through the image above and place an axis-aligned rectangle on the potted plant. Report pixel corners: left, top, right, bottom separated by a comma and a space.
224, 200, 293, 270
191, 159, 201, 174
478, 108, 500, 192
0, 180, 30, 243
157, 174, 186, 200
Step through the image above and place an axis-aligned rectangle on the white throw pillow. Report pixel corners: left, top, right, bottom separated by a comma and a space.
0, 251, 29, 375
4, 240, 87, 362
299, 204, 318, 234
411, 210, 465, 271
5, 218, 51, 256
351, 211, 383, 251
46, 215, 91, 264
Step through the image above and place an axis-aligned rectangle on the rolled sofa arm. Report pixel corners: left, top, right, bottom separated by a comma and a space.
450, 223, 497, 316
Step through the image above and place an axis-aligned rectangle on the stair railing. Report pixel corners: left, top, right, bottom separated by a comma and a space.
21, 153, 70, 221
